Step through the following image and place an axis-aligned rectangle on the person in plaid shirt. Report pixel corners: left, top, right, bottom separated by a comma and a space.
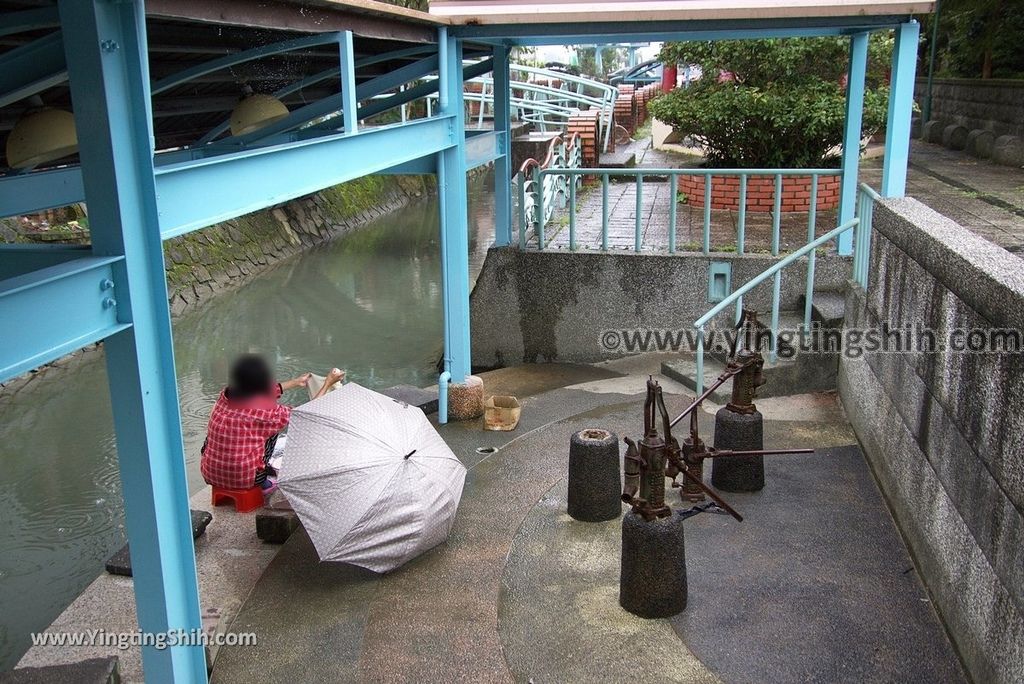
200, 354, 344, 492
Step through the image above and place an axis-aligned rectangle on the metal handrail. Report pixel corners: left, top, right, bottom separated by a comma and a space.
531, 167, 843, 254
690, 216, 860, 394
513, 133, 583, 249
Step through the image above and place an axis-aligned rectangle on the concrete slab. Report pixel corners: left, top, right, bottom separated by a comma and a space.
17, 486, 279, 683
104, 510, 213, 577
379, 383, 438, 414
0, 657, 119, 684
674, 444, 968, 684
208, 368, 962, 683
475, 362, 623, 398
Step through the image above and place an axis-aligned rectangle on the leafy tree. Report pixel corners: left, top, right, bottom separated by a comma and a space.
650, 37, 893, 168
379, 0, 429, 9
920, 0, 1024, 79
577, 46, 623, 79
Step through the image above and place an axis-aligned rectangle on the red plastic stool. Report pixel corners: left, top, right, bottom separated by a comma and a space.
211, 485, 264, 513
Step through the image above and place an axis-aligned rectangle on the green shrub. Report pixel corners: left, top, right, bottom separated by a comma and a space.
650, 37, 893, 168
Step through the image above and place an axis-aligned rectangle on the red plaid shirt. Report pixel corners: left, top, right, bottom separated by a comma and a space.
200, 385, 291, 490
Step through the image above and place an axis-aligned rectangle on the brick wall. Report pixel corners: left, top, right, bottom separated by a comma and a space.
566, 111, 601, 167
677, 174, 841, 213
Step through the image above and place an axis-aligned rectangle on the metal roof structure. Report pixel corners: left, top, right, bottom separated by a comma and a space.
429, 0, 934, 23
0, 1, 929, 681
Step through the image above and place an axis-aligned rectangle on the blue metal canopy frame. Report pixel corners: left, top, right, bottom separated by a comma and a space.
0, 2, 476, 680
0, 2, 923, 680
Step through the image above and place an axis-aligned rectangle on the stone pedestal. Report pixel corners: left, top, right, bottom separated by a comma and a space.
619, 511, 687, 618
567, 428, 621, 522
711, 407, 765, 492
511, 132, 561, 178
447, 375, 484, 421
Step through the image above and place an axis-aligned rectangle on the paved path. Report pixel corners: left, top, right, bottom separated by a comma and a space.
862, 140, 1024, 255
210, 358, 965, 684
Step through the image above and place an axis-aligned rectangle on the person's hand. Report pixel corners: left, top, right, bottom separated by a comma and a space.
281, 373, 312, 391
326, 368, 346, 387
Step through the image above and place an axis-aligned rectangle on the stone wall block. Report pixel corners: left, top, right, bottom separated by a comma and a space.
992, 135, 1023, 167
941, 124, 969, 150
966, 129, 995, 158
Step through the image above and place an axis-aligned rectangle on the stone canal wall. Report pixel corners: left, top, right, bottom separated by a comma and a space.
916, 77, 1024, 138
164, 175, 432, 315
838, 198, 1024, 684
469, 246, 851, 366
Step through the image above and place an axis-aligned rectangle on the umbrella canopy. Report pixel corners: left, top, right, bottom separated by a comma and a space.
278, 383, 466, 572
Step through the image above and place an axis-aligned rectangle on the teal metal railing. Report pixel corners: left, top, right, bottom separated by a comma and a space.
521, 167, 842, 254
689, 183, 880, 394
513, 133, 584, 248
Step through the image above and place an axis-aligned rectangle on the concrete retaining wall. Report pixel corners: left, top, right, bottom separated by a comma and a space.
470, 246, 851, 366
915, 77, 1024, 138
838, 197, 1024, 683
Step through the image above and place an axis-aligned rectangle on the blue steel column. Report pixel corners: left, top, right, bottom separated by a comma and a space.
837, 32, 869, 256
492, 45, 513, 246
339, 30, 358, 135
437, 28, 472, 390
882, 21, 921, 197
58, 1, 206, 681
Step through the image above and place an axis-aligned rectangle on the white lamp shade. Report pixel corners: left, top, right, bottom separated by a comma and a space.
229, 94, 289, 136
6, 108, 78, 169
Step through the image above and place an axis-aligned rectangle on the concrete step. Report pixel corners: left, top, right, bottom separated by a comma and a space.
661, 342, 837, 400
1, 657, 119, 684
706, 309, 807, 364
800, 291, 846, 329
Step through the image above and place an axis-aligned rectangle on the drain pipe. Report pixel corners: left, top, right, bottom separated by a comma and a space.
438, 370, 451, 424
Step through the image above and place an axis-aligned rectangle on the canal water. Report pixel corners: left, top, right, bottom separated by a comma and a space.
0, 175, 494, 670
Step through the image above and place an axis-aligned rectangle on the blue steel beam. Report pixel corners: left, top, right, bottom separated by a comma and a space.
437, 28, 473, 393
449, 16, 911, 44
464, 130, 503, 169
0, 256, 128, 380
492, 45, 512, 246
338, 30, 358, 135
156, 115, 456, 238
0, 32, 68, 109
0, 7, 61, 37
882, 21, 921, 197
220, 54, 442, 146
151, 31, 343, 95
0, 166, 83, 218
195, 45, 439, 145
837, 32, 869, 256
0, 243, 89, 281
59, 1, 207, 681
355, 57, 494, 121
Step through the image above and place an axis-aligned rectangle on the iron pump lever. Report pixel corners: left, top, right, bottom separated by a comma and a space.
622, 377, 745, 522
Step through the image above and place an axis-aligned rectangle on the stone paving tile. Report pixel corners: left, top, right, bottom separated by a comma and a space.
861, 140, 1024, 256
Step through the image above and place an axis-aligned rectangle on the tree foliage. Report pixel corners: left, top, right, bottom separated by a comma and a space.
650, 37, 892, 168
920, 0, 1024, 79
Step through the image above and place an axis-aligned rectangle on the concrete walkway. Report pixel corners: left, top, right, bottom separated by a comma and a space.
210, 356, 966, 683
862, 140, 1024, 255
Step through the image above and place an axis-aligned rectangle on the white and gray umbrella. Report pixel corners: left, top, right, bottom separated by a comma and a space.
278, 383, 466, 573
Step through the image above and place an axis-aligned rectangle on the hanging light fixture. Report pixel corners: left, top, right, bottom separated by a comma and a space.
6, 107, 78, 170
229, 93, 289, 136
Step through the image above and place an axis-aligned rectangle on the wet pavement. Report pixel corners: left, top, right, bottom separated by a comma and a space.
861, 140, 1024, 256
210, 357, 966, 683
